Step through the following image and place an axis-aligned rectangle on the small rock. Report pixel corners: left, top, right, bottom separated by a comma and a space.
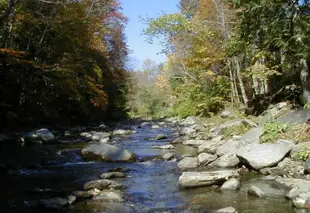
67, 195, 76, 205
179, 127, 197, 136
152, 125, 160, 129
92, 190, 124, 202
153, 134, 168, 140
113, 129, 132, 135
305, 158, 310, 174
71, 191, 94, 199
163, 152, 175, 161
83, 179, 122, 191
220, 178, 240, 191
38, 197, 68, 209
107, 167, 130, 173
248, 185, 265, 198
180, 154, 194, 159
99, 137, 109, 143
183, 140, 208, 147
215, 206, 238, 213
211, 152, 239, 168
24, 128, 55, 144
100, 172, 126, 179
180, 116, 198, 126
152, 144, 174, 149
198, 153, 217, 165
220, 109, 233, 118
178, 157, 199, 170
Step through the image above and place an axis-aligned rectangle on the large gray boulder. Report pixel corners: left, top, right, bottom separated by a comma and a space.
81, 143, 136, 162
24, 128, 55, 144
179, 170, 239, 188
198, 139, 227, 154
83, 179, 122, 190
236, 140, 294, 170
220, 178, 240, 191
183, 140, 208, 147
211, 152, 239, 168
217, 139, 241, 156
198, 153, 217, 165
177, 157, 199, 170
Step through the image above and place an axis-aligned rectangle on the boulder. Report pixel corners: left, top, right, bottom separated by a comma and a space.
236, 140, 294, 170
38, 197, 68, 209
179, 170, 239, 188
198, 139, 227, 154
81, 143, 136, 162
100, 172, 126, 179
153, 134, 168, 140
90, 132, 111, 141
67, 195, 76, 205
292, 192, 310, 209
179, 126, 197, 136
215, 206, 238, 213
163, 152, 175, 161
305, 158, 310, 174
217, 139, 241, 156
183, 140, 208, 147
198, 153, 217, 165
177, 157, 199, 170
24, 128, 55, 144
83, 179, 122, 191
211, 153, 239, 168
248, 185, 265, 198
92, 190, 124, 202
180, 116, 198, 126
71, 191, 94, 199
220, 178, 240, 191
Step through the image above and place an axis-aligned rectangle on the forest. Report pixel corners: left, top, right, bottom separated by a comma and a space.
1, 0, 310, 128
129, 0, 310, 119
0, 0, 129, 130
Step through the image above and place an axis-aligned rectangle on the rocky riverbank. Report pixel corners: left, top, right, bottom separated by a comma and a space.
1, 104, 310, 212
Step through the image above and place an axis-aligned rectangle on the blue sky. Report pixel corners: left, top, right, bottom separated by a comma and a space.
120, 0, 179, 69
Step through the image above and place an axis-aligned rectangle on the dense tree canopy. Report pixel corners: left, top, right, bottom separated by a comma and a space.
0, 0, 129, 129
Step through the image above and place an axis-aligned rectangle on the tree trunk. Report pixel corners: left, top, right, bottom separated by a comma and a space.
234, 56, 248, 107
300, 59, 310, 104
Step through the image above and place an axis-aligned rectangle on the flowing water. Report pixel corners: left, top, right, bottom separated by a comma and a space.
0, 124, 297, 213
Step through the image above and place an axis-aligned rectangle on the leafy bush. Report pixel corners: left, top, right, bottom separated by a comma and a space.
260, 122, 288, 143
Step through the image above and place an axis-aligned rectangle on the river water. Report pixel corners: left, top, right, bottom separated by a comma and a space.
0, 123, 296, 213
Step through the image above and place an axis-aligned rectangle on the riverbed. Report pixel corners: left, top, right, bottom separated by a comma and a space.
0, 123, 296, 213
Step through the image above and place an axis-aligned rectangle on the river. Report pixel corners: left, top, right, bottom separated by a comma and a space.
0, 122, 296, 213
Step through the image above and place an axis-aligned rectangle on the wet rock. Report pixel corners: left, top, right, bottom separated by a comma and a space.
152, 125, 160, 129
99, 123, 108, 130
198, 153, 217, 165
92, 190, 124, 202
91, 132, 111, 141
38, 197, 68, 209
100, 172, 126, 179
179, 170, 239, 188
217, 139, 241, 156
215, 206, 238, 213
180, 153, 194, 159
220, 178, 240, 191
81, 143, 136, 162
140, 122, 151, 127
24, 128, 55, 144
83, 179, 123, 190
67, 195, 76, 205
211, 152, 239, 168
177, 157, 199, 170
248, 185, 265, 198
163, 152, 175, 161
236, 140, 294, 170
183, 139, 208, 147
170, 137, 184, 144
107, 167, 130, 173
112, 129, 133, 135
100, 137, 110, 143
71, 190, 94, 199
152, 144, 174, 149
153, 134, 168, 140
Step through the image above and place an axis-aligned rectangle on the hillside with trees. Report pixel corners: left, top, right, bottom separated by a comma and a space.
129, 0, 310, 119
0, 0, 129, 130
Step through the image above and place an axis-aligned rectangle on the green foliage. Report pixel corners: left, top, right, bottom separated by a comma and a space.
293, 147, 310, 161
260, 122, 289, 143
